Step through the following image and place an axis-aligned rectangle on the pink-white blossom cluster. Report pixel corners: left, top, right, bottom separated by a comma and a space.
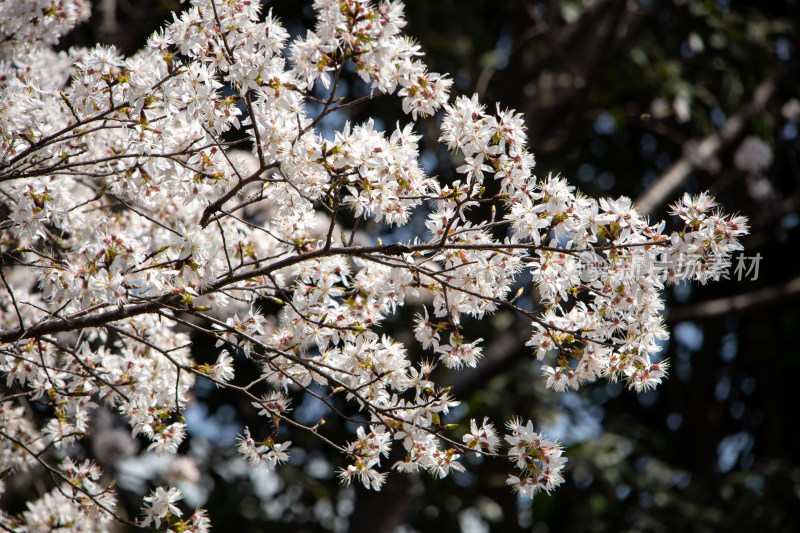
2, 458, 116, 532
505, 419, 566, 497
0, 0, 749, 529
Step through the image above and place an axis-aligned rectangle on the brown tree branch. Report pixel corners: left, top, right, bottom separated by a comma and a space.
666, 275, 800, 323
635, 73, 781, 217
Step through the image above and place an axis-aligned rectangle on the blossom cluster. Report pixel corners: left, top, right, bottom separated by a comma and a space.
1, 458, 116, 532
0, 0, 748, 529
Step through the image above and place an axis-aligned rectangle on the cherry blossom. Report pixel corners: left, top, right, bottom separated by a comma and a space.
0, 0, 750, 529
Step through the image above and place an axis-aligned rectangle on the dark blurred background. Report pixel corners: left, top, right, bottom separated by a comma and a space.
52, 0, 800, 531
